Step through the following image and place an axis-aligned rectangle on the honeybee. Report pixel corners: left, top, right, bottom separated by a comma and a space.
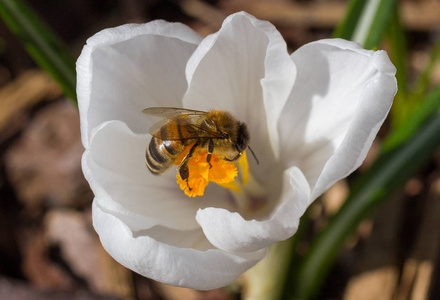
143, 107, 258, 189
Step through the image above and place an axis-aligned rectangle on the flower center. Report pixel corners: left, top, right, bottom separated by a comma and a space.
175, 148, 249, 198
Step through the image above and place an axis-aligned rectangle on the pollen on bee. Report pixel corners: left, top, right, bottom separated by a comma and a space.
176, 149, 243, 197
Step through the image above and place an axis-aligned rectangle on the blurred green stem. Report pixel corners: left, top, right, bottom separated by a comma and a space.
391, 38, 440, 129
352, 0, 398, 49
0, 0, 77, 102
332, 0, 366, 40
382, 85, 440, 153
412, 40, 440, 97
387, 7, 408, 103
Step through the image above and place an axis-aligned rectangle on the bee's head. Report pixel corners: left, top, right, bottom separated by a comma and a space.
234, 122, 249, 153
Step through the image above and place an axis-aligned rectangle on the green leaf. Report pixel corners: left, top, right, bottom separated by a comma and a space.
361, 0, 398, 49
332, 0, 367, 39
289, 107, 440, 299
0, 0, 77, 102
391, 39, 440, 129
411, 40, 440, 98
387, 8, 409, 128
387, 8, 408, 101
382, 85, 440, 153
350, 0, 398, 49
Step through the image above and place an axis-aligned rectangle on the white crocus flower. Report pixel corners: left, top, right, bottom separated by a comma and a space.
77, 12, 396, 290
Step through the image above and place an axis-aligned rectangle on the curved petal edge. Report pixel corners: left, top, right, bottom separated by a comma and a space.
93, 201, 265, 290
196, 167, 311, 252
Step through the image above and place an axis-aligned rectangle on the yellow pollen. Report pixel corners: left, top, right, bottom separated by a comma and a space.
176, 148, 249, 197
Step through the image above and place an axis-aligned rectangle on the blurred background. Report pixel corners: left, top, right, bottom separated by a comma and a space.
0, 0, 439, 299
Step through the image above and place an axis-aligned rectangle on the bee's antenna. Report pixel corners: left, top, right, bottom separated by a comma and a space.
247, 146, 259, 165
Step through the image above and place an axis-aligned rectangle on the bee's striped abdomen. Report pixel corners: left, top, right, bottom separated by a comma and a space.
145, 136, 186, 175
146, 117, 200, 175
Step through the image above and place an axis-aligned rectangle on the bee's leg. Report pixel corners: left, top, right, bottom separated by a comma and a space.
225, 143, 246, 162
180, 139, 200, 167
179, 163, 191, 190
178, 139, 201, 190
224, 152, 242, 162
206, 139, 214, 169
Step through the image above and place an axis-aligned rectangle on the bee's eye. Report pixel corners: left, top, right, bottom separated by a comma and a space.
235, 123, 249, 152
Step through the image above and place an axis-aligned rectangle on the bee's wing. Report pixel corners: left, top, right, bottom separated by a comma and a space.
145, 109, 223, 140
150, 124, 222, 140
147, 118, 174, 137
142, 107, 207, 118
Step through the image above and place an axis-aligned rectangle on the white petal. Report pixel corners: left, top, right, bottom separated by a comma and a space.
183, 12, 296, 159
77, 21, 202, 147
83, 120, 235, 231
93, 201, 266, 290
278, 39, 396, 199
196, 167, 311, 252
311, 72, 396, 200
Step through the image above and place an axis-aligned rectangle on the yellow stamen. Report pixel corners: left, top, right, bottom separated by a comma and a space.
176, 149, 249, 197
237, 151, 249, 185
